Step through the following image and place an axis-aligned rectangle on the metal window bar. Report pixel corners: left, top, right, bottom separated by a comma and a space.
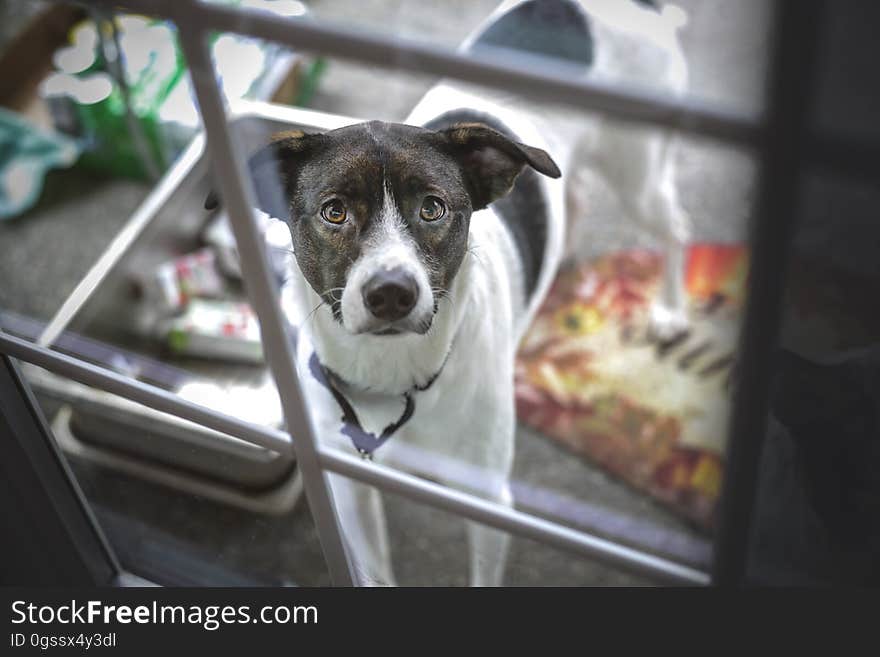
710, 0, 823, 586
0, 0, 823, 586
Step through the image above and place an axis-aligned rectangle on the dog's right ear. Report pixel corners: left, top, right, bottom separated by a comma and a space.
204, 130, 322, 220
439, 122, 561, 211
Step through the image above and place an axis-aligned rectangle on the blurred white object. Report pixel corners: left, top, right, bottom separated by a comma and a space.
178, 374, 284, 429
159, 299, 264, 363
563, 0, 693, 339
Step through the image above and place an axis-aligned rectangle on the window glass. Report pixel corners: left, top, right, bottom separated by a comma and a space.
744, 1, 880, 587
748, 170, 880, 585
1, 0, 772, 585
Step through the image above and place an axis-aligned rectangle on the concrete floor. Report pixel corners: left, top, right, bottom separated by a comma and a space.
0, 0, 772, 585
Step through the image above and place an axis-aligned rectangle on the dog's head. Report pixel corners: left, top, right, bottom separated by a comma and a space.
208, 121, 559, 336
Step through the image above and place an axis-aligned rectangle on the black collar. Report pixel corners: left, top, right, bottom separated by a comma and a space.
308, 351, 447, 459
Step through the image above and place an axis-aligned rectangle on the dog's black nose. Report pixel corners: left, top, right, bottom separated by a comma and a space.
362, 268, 419, 321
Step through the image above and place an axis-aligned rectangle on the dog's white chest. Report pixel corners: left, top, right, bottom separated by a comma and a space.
293, 274, 512, 469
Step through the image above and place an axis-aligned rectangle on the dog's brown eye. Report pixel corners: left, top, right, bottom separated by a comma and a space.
321, 199, 347, 224
420, 196, 446, 222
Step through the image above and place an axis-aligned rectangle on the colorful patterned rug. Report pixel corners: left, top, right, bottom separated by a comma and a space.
515, 244, 749, 530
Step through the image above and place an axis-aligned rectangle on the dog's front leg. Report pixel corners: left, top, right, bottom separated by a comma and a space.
326, 471, 395, 587
459, 391, 516, 587
295, 339, 396, 586
467, 481, 513, 587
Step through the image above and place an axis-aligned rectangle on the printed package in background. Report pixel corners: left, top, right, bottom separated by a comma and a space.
515, 244, 748, 529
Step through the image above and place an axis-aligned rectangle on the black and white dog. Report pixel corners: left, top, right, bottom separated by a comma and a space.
216, 0, 689, 585
272, 98, 564, 586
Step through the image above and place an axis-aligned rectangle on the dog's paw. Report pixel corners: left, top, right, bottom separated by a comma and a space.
358, 575, 396, 587
649, 303, 690, 341
354, 566, 397, 587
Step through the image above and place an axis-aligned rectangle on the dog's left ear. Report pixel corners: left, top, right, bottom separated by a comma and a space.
440, 122, 561, 210
204, 129, 322, 219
